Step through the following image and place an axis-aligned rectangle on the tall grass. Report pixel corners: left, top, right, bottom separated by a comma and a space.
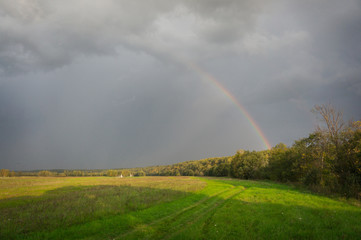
0, 177, 205, 239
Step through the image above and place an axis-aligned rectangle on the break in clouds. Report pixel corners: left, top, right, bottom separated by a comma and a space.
0, 0, 360, 170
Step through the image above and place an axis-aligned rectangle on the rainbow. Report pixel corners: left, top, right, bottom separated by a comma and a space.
185, 61, 272, 150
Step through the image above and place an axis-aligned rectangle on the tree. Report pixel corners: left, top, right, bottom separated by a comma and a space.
337, 120, 361, 197
121, 170, 130, 177
311, 104, 346, 187
137, 170, 146, 176
231, 151, 268, 179
312, 104, 344, 148
107, 170, 118, 177
266, 143, 291, 181
0, 169, 10, 177
37, 170, 53, 177
307, 104, 361, 197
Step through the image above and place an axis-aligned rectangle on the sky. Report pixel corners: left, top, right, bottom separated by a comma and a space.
0, 0, 360, 171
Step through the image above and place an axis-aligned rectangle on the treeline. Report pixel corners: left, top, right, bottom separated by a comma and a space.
129, 157, 233, 177
0, 157, 233, 178
1, 104, 360, 198
0, 169, 143, 177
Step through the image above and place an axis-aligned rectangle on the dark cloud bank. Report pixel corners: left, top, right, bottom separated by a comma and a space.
0, 0, 360, 170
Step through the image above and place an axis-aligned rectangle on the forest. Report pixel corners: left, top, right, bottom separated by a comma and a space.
1, 104, 360, 198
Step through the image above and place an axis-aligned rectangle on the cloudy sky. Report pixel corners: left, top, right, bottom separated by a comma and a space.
1, 0, 360, 170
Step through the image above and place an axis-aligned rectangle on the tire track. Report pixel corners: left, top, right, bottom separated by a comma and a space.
163, 187, 244, 240
115, 187, 232, 239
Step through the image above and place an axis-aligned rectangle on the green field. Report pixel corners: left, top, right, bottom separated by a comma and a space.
1, 177, 360, 239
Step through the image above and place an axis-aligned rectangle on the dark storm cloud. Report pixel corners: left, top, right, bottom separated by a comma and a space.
0, 0, 269, 75
0, 0, 360, 170
0, 0, 171, 74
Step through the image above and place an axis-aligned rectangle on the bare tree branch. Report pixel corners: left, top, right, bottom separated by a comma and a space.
312, 103, 344, 147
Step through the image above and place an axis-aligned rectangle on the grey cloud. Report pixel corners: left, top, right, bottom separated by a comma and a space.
0, 0, 174, 74
0, 0, 274, 75
289, 0, 361, 63
183, 0, 269, 44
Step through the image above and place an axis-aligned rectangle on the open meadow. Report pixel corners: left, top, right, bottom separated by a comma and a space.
1, 176, 360, 239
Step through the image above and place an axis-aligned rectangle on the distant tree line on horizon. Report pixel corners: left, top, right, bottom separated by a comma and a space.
0, 169, 143, 177
1, 104, 360, 198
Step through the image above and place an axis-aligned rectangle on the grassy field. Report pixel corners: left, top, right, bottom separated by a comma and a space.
1, 177, 360, 239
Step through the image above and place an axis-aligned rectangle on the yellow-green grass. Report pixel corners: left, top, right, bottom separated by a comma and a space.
1, 177, 360, 239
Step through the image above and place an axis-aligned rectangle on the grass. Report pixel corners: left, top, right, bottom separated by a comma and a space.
1, 177, 360, 239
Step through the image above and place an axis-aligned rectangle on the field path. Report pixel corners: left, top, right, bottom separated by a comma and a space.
117, 185, 244, 240
163, 187, 244, 240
